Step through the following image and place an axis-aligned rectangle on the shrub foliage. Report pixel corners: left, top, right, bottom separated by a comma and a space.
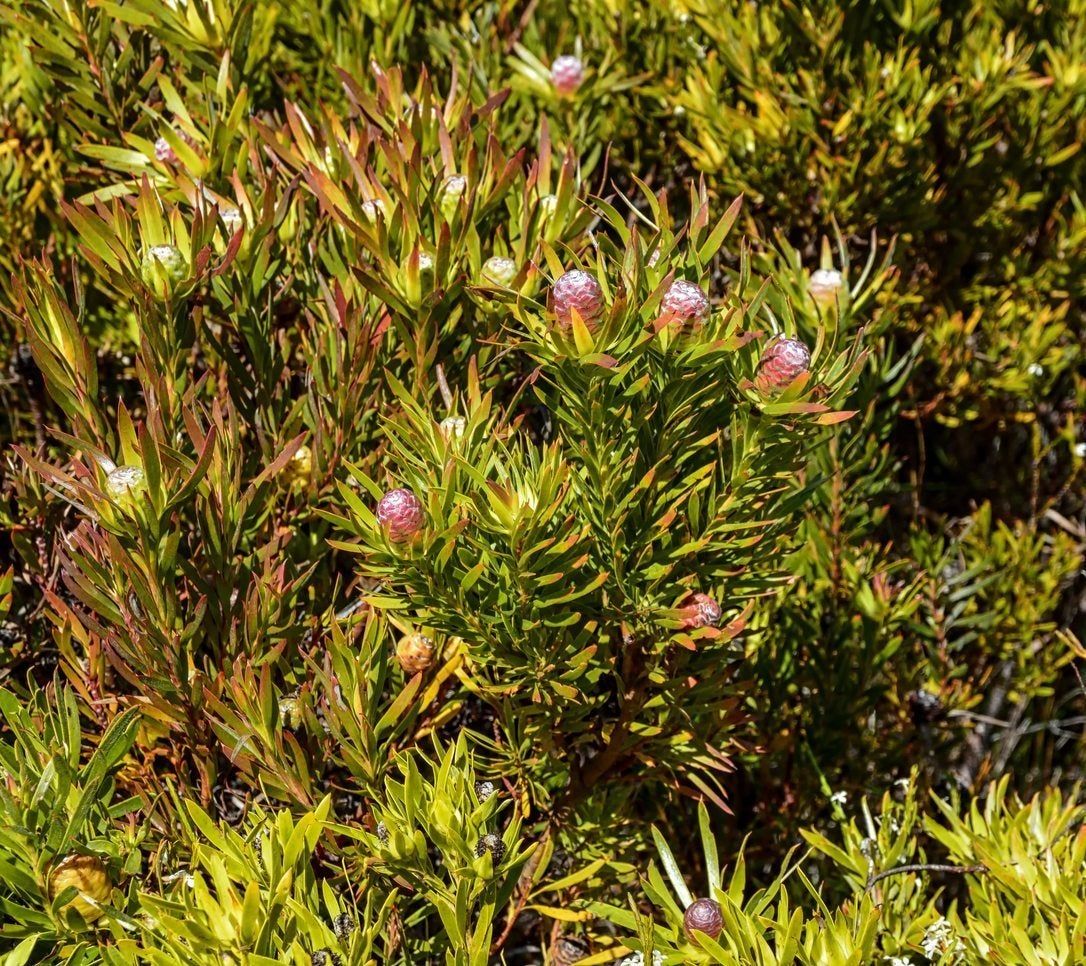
0, 1, 1083, 964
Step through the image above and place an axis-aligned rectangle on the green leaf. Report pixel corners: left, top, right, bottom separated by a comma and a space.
651, 826, 693, 908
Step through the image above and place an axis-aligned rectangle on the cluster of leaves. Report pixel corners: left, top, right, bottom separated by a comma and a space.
598, 772, 1086, 964
0, 0, 1083, 963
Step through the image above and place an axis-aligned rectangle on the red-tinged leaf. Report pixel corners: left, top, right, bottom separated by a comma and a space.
761, 401, 831, 416
673, 633, 698, 652
166, 425, 217, 509
684, 772, 733, 813
209, 229, 245, 277
375, 676, 422, 735
815, 410, 858, 425
716, 329, 761, 351
586, 353, 619, 368
246, 434, 306, 496
697, 194, 744, 264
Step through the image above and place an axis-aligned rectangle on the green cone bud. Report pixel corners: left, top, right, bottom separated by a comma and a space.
140, 245, 187, 297
481, 256, 518, 286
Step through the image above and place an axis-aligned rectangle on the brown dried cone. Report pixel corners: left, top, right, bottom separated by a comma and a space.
908, 689, 946, 725
550, 935, 591, 965
754, 337, 811, 395
376, 488, 425, 542
386, 905, 404, 955
47, 854, 112, 921
395, 632, 435, 674
474, 779, 497, 802
475, 833, 505, 863
552, 269, 605, 329
332, 912, 355, 940
677, 592, 722, 630
683, 897, 724, 942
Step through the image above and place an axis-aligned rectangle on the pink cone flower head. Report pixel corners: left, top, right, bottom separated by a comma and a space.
678, 592, 722, 630
661, 279, 710, 328
755, 337, 811, 394
552, 270, 605, 329
684, 898, 724, 941
376, 488, 425, 543
551, 55, 585, 96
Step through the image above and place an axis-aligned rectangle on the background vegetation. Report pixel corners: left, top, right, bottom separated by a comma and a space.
0, 0, 1083, 963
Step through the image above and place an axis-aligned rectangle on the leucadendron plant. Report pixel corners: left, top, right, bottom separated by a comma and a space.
1, 1, 1084, 963
595, 774, 1086, 965
0, 684, 142, 958
256, 66, 594, 392
341, 736, 535, 965
331, 185, 871, 820
122, 795, 395, 966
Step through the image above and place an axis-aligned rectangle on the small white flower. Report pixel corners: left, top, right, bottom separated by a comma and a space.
894, 777, 911, 790
830, 790, 848, 806
219, 206, 244, 234
1028, 363, 1044, 376
921, 917, 965, 961
154, 136, 177, 163
361, 198, 388, 222
439, 416, 466, 440
442, 174, 468, 197
809, 268, 844, 306
859, 836, 876, 857
885, 957, 912, 966
1074, 442, 1086, 458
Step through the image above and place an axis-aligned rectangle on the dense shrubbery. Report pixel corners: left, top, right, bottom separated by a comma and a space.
0, 1, 1083, 963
